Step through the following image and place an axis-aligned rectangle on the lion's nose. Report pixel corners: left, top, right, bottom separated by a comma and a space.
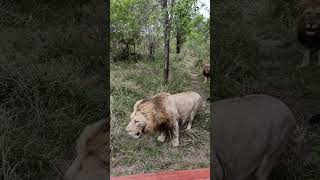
306, 23, 312, 28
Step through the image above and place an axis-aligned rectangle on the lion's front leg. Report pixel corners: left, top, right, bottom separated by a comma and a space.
157, 131, 166, 143
171, 121, 179, 147
203, 77, 207, 83
297, 48, 310, 68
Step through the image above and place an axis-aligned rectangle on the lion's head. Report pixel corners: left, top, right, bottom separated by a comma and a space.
126, 100, 148, 138
203, 63, 210, 74
126, 93, 171, 138
298, 0, 320, 36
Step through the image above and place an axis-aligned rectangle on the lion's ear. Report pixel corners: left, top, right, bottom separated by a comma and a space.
296, 1, 316, 14
76, 119, 108, 154
133, 99, 145, 110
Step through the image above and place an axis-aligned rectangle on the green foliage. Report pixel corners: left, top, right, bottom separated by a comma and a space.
172, 0, 198, 35
111, 0, 162, 42
111, 0, 164, 61
111, 0, 208, 61
111, 0, 139, 40
183, 14, 209, 63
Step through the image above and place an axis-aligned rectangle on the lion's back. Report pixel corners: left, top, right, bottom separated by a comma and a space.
168, 91, 202, 120
213, 95, 294, 179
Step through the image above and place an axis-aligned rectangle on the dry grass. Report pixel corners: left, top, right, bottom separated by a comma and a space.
0, 1, 107, 179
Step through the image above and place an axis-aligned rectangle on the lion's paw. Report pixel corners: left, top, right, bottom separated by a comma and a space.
171, 139, 179, 147
157, 135, 166, 143
186, 124, 192, 131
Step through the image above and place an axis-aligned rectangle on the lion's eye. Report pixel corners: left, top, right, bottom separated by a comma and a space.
134, 120, 138, 123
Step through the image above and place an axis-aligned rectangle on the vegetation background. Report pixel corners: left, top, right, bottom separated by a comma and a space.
0, 0, 107, 179
213, 0, 320, 179
110, 0, 210, 176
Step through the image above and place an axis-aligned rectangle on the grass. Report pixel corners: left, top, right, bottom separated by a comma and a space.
212, 3, 261, 99
110, 53, 210, 176
0, 1, 107, 179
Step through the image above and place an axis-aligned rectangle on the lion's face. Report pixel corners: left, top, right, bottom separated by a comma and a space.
126, 111, 147, 138
203, 64, 210, 74
301, 6, 320, 36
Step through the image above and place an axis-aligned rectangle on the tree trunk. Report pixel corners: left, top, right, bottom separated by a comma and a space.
144, 39, 146, 57
162, 0, 170, 84
125, 44, 129, 59
133, 43, 136, 61
176, 30, 181, 54
149, 41, 154, 59
149, 42, 152, 57
152, 41, 155, 61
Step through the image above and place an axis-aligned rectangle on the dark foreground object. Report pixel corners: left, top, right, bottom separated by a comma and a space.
213, 94, 295, 180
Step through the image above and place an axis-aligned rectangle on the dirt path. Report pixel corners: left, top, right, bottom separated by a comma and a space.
183, 53, 210, 104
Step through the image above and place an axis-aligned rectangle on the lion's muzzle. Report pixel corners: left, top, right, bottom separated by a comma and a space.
125, 124, 142, 138
127, 130, 142, 138
305, 22, 319, 35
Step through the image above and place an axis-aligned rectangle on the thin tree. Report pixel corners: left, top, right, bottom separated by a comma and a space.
162, 0, 170, 84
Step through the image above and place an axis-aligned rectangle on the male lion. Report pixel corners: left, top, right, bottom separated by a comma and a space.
126, 91, 203, 147
212, 95, 295, 180
297, 0, 320, 67
203, 63, 210, 83
64, 119, 108, 180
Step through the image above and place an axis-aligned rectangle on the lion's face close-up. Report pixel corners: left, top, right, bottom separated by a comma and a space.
301, 6, 320, 36
126, 111, 147, 138
203, 64, 210, 74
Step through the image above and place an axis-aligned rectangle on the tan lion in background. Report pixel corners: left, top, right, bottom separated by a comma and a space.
296, 0, 320, 67
202, 63, 210, 83
64, 119, 108, 180
126, 91, 204, 147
